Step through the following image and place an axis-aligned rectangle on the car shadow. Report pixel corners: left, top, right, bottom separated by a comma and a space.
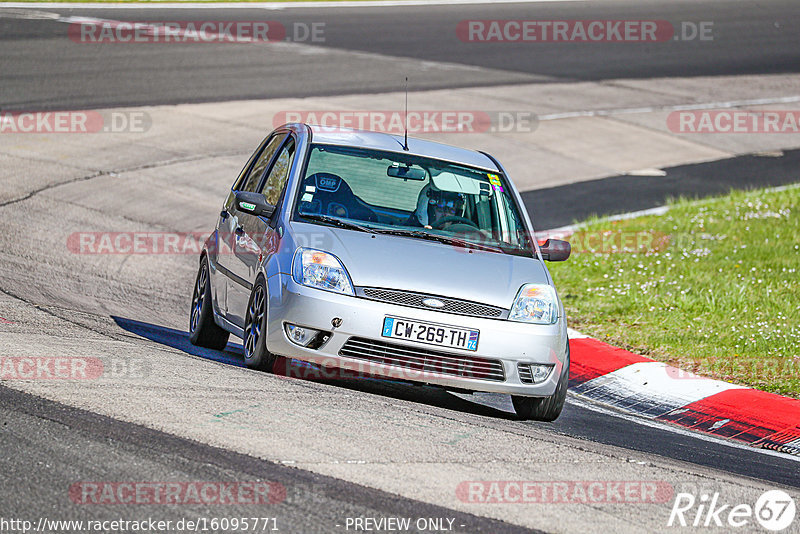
111, 316, 516, 420
112, 316, 247, 368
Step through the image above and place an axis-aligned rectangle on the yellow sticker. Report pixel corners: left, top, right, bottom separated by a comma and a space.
488, 174, 502, 186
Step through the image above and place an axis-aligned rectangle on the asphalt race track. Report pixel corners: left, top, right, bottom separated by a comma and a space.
528, 148, 800, 230
1, 0, 799, 109
1, 1, 799, 533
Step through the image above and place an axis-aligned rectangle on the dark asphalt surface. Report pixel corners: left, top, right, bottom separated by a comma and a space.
0, 384, 535, 534
1, 0, 799, 109
527, 148, 800, 229
303, 372, 800, 490
106, 317, 800, 491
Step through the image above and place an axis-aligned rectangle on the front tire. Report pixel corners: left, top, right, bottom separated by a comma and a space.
189, 257, 230, 350
243, 277, 276, 372
512, 343, 569, 422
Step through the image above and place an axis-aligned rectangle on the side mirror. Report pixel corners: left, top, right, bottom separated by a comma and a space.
235, 191, 276, 218
539, 239, 571, 261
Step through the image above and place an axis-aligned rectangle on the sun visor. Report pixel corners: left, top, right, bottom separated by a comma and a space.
430, 172, 482, 195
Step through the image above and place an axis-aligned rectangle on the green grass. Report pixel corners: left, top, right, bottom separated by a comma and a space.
21, 0, 367, 3
548, 185, 800, 398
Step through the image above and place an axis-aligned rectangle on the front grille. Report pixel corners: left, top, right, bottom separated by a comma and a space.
339, 337, 505, 382
517, 363, 534, 384
360, 287, 505, 319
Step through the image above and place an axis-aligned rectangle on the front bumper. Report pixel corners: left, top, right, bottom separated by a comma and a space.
266, 273, 568, 396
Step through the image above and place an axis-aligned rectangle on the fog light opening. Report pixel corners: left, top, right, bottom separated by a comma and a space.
285, 324, 330, 349
529, 364, 554, 384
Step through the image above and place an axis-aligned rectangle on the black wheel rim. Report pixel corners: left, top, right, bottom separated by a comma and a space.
190, 263, 207, 333
244, 285, 265, 360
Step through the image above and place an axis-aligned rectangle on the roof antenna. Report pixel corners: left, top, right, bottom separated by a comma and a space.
403, 76, 409, 151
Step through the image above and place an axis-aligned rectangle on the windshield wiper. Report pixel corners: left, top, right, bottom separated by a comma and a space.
299, 213, 376, 233
371, 228, 505, 253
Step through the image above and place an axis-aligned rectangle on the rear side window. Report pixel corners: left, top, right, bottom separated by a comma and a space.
260, 138, 296, 205
237, 134, 285, 193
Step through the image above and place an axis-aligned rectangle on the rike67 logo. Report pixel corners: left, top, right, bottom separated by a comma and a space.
668, 490, 796, 531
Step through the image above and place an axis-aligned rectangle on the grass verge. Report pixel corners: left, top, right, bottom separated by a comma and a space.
548, 185, 800, 398
18, 0, 370, 3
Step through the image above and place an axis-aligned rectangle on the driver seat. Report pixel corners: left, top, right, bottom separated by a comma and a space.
299, 173, 377, 222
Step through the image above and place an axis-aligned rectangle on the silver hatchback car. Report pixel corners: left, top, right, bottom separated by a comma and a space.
189, 123, 571, 421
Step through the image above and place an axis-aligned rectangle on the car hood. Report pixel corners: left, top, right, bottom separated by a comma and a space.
290, 222, 550, 309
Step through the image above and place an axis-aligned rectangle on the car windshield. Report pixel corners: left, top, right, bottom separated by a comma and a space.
293, 144, 533, 256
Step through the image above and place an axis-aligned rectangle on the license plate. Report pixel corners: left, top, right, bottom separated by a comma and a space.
382, 317, 479, 351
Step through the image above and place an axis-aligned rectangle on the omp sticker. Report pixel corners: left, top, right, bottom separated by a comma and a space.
316, 175, 341, 192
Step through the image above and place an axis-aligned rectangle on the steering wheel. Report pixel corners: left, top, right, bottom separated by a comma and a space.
432, 215, 479, 230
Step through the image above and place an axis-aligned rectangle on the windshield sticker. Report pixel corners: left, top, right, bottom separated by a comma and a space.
316, 174, 341, 192
300, 199, 322, 214
488, 174, 502, 186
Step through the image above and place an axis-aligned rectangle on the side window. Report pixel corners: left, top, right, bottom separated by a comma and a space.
259, 138, 296, 205
237, 134, 285, 193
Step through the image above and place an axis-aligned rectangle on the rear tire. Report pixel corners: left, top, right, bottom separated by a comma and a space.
243, 277, 277, 372
512, 343, 569, 422
189, 257, 230, 350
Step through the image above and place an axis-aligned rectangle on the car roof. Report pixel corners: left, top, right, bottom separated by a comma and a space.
299, 124, 500, 172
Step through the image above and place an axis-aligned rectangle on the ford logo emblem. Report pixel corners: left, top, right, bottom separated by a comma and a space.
422, 298, 445, 309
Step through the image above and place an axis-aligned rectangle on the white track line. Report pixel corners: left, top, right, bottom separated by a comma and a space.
540, 206, 670, 237
0, 8, 510, 75
538, 95, 800, 121
575, 361, 746, 418
567, 393, 800, 464
555, 183, 800, 460
0, 0, 585, 9
540, 182, 800, 236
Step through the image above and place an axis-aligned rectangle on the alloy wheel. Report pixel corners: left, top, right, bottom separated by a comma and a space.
190, 264, 207, 333
244, 285, 265, 359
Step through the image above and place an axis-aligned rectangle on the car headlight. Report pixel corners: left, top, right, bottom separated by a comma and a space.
292, 248, 354, 295
509, 284, 558, 324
